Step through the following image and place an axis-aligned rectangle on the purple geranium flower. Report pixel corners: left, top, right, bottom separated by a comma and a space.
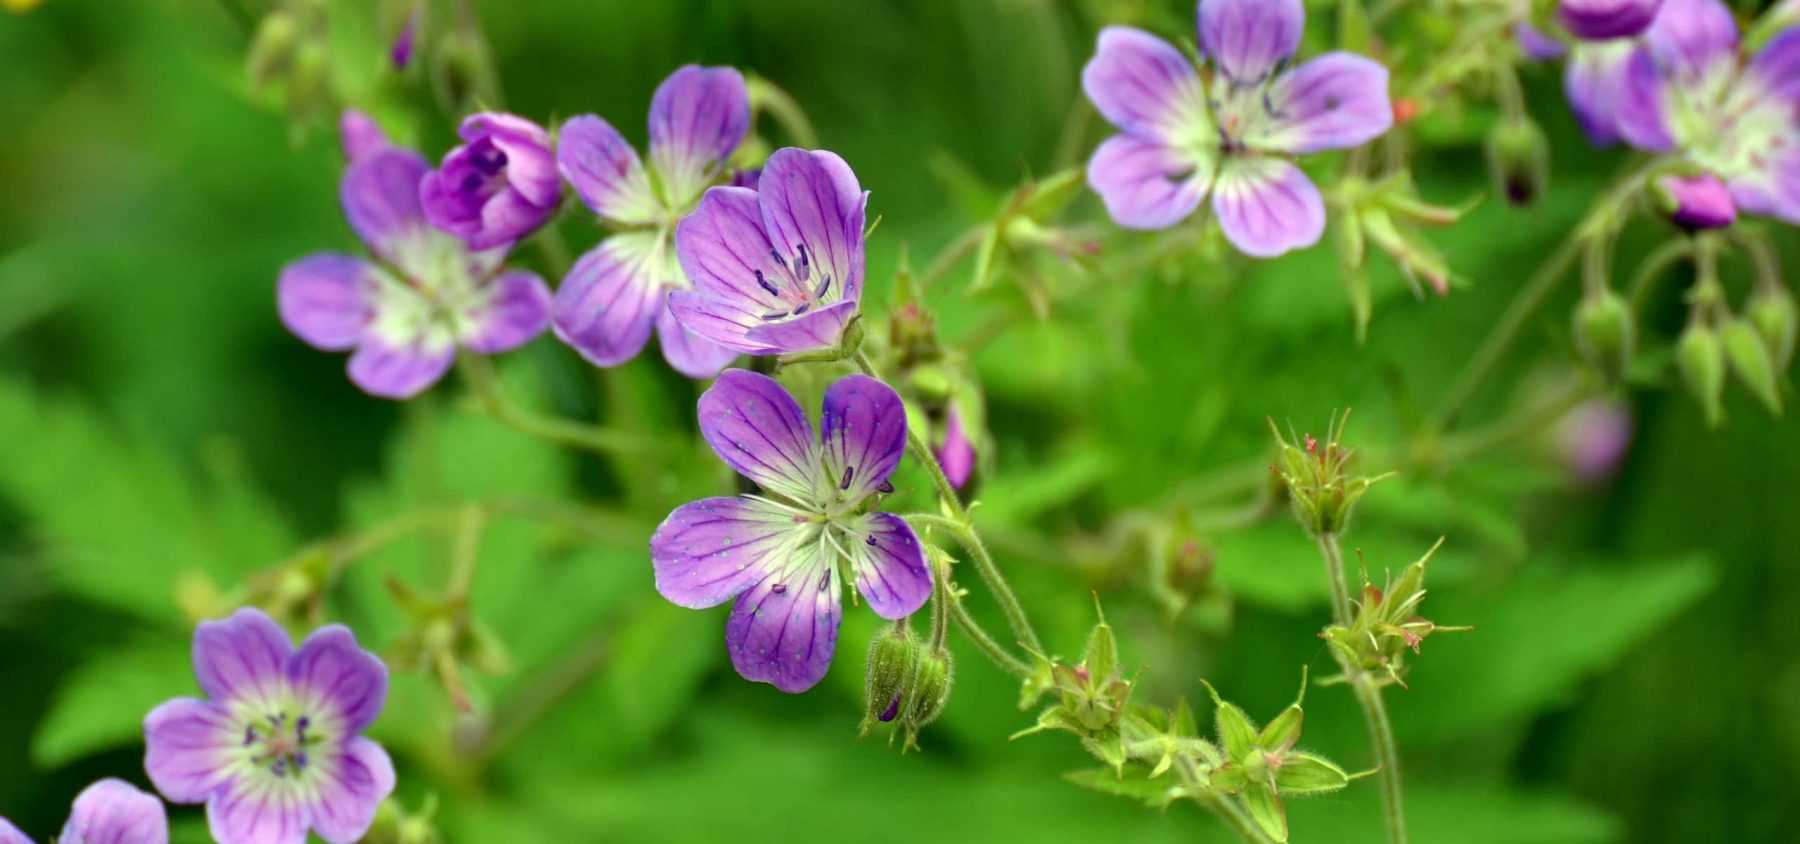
1560, 0, 1664, 40
1614, 0, 1800, 223
669, 147, 869, 356
420, 113, 561, 250
1081, 0, 1393, 258
552, 65, 748, 378
143, 608, 393, 844
1660, 172, 1738, 228
1564, 39, 1643, 146
278, 112, 551, 399
650, 370, 932, 693
0, 779, 168, 844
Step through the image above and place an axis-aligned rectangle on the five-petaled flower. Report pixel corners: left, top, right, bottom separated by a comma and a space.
552, 65, 748, 378
278, 111, 552, 399
0, 779, 168, 844
420, 113, 562, 250
1614, 0, 1800, 224
1082, 0, 1393, 257
650, 370, 932, 693
143, 608, 394, 844
670, 147, 869, 356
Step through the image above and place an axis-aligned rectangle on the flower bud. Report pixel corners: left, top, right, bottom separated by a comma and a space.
1748, 287, 1797, 370
1572, 288, 1635, 382
1677, 322, 1727, 427
899, 650, 953, 743
1485, 116, 1550, 206
1655, 174, 1737, 231
1269, 414, 1390, 538
419, 113, 561, 250
861, 626, 917, 732
246, 11, 301, 87
1721, 317, 1784, 415
1558, 0, 1664, 40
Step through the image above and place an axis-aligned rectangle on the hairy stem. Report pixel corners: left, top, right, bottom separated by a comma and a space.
949, 595, 1032, 678
457, 354, 655, 456
1317, 533, 1408, 844
1174, 757, 1276, 844
856, 350, 1043, 654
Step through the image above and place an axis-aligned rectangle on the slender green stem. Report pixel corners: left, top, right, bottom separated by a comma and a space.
1174, 757, 1276, 844
747, 75, 819, 147
1317, 533, 1408, 844
446, 504, 487, 600
1626, 238, 1696, 313
949, 596, 1032, 678
856, 350, 1043, 653
457, 354, 654, 456
919, 225, 987, 290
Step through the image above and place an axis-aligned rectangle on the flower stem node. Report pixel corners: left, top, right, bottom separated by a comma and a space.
1268, 413, 1392, 539
1202, 672, 1352, 843
861, 626, 954, 751
1573, 288, 1636, 384
1321, 539, 1469, 686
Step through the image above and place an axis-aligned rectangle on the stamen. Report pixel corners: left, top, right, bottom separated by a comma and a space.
794, 303, 810, 316
771, 583, 787, 594
814, 274, 832, 299
877, 481, 895, 494
794, 244, 811, 281
839, 466, 853, 490
761, 309, 791, 320
755, 270, 780, 297
865, 534, 878, 546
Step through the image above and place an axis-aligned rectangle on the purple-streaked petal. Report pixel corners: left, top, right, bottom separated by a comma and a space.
1730, 147, 1800, 224
655, 299, 738, 378
726, 542, 840, 693
346, 336, 454, 399
1199, 0, 1304, 82
288, 625, 387, 734
551, 234, 668, 367
463, 270, 551, 354
61, 779, 168, 844
1081, 26, 1209, 139
743, 299, 859, 355
937, 406, 975, 489
651, 496, 802, 608
675, 186, 784, 310
143, 698, 236, 803
306, 738, 394, 844
461, 113, 560, 208
1752, 28, 1800, 103
1211, 156, 1326, 259
555, 114, 659, 226
1660, 173, 1737, 229
667, 290, 777, 356
1566, 42, 1637, 146
1516, 23, 1568, 61
845, 512, 931, 620
0, 819, 29, 844
757, 148, 867, 307
1087, 134, 1214, 230
818, 374, 907, 501
193, 608, 293, 709
340, 147, 431, 265
648, 65, 751, 203
1559, 0, 1664, 41
1254, 52, 1393, 154
697, 369, 822, 501
277, 254, 374, 352
1613, 48, 1677, 150
205, 777, 306, 844
338, 110, 389, 163
1640, 0, 1738, 79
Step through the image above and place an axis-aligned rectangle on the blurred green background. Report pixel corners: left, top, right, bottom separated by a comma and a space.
3, 1, 1797, 842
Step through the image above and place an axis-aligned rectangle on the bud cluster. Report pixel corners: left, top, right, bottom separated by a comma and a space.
861, 624, 953, 751
1333, 173, 1471, 338
1320, 540, 1468, 686
1200, 675, 1352, 843
1013, 604, 1136, 770
1269, 413, 1392, 538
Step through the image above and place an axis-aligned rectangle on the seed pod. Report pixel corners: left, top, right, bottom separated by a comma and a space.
1721, 317, 1784, 415
861, 626, 917, 733
1677, 322, 1727, 427
1485, 116, 1549, 206
1573, 289, 1635, 383
1748, 287, 1797, 370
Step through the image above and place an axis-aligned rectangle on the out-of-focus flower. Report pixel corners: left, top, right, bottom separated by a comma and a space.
1657, 172, 1738, 229
390, 1, 420, 69
1615, 0, 1800, 224
1081, 0, 1393, 257
420, 113, 561, 250
1565, 40, 1644, 146
671, 148, 869, 356
1560, 0, 1665, 41
1516, 22, 1570, 60
339, 110, 389, 163
143, 608, 393, 844
553, 66, 748, 377
935, 405, 976, 489
0, 779, 168, 844
649, 371, 930, 693
278, 112, 551, 399
1556, 399, 1634, 481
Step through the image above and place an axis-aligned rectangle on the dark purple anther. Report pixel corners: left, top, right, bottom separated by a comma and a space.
879, 695, 901, 722
756, 270, 780, 297
839, 466, 853, 490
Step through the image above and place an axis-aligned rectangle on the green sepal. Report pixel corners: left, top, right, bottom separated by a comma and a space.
1274, 752, 1351, 795
1244, 783, 1290, 843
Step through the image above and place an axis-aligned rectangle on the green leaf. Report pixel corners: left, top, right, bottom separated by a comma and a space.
1274, 752, 1350, 796
33, 637, 190, 767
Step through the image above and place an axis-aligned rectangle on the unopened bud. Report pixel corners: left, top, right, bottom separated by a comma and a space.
1572, 289, 1635, 382
1721, 317, 1784, 415
1677, 322, 1727, 427
246, 12, 301, 87
862, 626, 917, 732
1558, 0, 1664, 40
900, 650, 953, 742
1656, 174, 1737, 232
1748, 287, 1797, 370
1485, 116, 1550, 206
